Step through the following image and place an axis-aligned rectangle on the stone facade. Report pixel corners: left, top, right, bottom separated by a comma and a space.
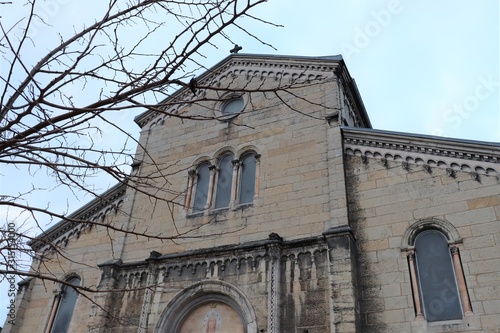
4, 54, 500, 333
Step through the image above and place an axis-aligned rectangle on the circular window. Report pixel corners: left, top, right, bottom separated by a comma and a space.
221, 97, 244, 116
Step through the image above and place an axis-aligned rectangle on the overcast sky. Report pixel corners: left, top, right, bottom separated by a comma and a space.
1, 0, 499, 325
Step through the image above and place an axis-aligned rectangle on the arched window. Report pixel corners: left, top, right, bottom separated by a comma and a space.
185, 149, 260, 213
238, 153, 257, 205
402, 219, 472, 322
192, 162, 211, 212
214, 153, 234, 209
414, 230, 462, 321
49, 276, 80, 333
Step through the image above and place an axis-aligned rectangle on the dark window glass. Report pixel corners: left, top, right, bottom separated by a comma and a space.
50, 277, 80, 333
415, 230, 462, 322
239, 153, 256, 204
214, 154, 234, 209
222, 97, 244, 115
192, 163, 210, 212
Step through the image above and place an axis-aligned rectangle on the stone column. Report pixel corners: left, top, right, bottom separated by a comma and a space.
254, 154, 261, 199
184, 170, 196, 210
43, 293, 60, 333
205, 165, 216, 209
267, 234, 283, 333
138, 256, 160, 333
450, 246, 473, 316
407, 250, 424, 320
230, 159, 239, 207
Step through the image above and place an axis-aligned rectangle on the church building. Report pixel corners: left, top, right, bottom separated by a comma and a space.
5, 54, 500, 333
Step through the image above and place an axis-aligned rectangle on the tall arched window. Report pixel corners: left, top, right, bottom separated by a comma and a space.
192, 162, 211, 212
214, 153, 234, 209
49, 276, 80, 333
402, 219, 472, 322
238, 153, 257, 205
414, 230, 462, 321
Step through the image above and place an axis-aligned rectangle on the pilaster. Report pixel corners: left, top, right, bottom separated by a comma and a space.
323, 226, 359, 333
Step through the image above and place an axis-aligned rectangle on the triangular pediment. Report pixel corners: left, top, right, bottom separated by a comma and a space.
134, 53, 371, 129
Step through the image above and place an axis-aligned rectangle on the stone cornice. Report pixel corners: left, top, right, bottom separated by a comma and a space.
98, 233, 331, 287
134, 54, 353, 129
30, 182, 127, 252
342, 127, 500, 177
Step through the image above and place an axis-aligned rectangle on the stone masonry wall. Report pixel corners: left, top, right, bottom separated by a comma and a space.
346, 154, 500, 333
14, 218, 120, 333
120, 69, 342, 262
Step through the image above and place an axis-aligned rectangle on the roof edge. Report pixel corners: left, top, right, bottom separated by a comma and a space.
134, 53, 346, 127
342, 126, 500, 151
30, 182, 127, 249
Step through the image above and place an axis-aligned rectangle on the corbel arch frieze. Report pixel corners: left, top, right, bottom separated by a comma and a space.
280, 247, 328, 264
136, 57, 340, 128
39, 197, 125, 255
33, 184, 126, 254
155, 253, 266, 282
345, 145, 499, 178
114, 267, 150, 290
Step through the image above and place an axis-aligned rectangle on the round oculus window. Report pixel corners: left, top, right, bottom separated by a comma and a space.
221, 97, 244, 115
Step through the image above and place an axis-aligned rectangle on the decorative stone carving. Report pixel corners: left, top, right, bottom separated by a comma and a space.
344, 128, 500, 178
30, 183, 127, 254
134, 55, 344, 129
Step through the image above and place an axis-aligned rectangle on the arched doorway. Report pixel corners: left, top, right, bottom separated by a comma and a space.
154, 281, 257, 333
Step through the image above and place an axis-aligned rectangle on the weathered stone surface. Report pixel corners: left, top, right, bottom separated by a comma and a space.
10, 54, 500, 333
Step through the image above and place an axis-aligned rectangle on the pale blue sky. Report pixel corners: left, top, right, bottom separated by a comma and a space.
1, 0, 499, 325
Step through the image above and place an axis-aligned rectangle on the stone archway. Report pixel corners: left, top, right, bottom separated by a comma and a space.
154, 280, 257, 333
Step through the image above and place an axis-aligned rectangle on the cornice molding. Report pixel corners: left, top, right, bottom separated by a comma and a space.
134, 54, 345, 128
30, 182, 127, 252
343, 127, 500, 178
98, 233, 330, 288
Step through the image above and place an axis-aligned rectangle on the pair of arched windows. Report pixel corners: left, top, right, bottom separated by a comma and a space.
46, 276, 80, 333
403, 221, 472, 322
186, 151, 260, 213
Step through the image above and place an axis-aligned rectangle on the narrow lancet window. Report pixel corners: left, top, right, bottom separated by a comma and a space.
239, 153, 257, 204
192, 162, 210, 212
214, 153, 234, 209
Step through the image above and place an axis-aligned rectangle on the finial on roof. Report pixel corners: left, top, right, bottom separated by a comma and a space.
230, 44, 242, 53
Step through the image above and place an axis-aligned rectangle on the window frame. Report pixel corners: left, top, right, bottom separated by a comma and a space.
414, 230, 462, 322
402, 219, 472, 322
217, 94, 247, 121
237, 152, 259, 206
214, 153, 235, 210
47, 275, 81, 333
185, 150, 260, 214
190, 162, 212, 213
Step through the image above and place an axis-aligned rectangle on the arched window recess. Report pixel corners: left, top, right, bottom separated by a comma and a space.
402, 219, 472, 322
45, 275, 81, 333
184, 150, 260, 214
